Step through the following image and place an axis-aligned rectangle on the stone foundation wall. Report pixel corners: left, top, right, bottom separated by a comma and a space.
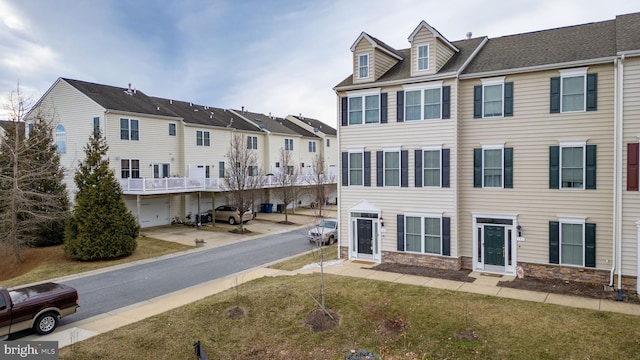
382, 251, 462, 270
519, 262, 637, 291
461, 256, 473, 270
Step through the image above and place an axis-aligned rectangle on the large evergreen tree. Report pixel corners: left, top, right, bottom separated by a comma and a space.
64, 130, 139, 261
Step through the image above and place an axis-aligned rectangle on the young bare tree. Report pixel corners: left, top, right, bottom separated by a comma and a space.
0, 86, 69, 264
222, 133, 261, 232
273, 147, 299, 222
307, 154, 336, 218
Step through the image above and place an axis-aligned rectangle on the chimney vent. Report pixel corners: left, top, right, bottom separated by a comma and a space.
466, 32, 472, 39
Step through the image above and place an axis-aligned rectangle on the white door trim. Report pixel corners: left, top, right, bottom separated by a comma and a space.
472, 213, 518, 275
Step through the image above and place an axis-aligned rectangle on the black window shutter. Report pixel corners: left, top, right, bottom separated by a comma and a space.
375, 151, 383, 187
586, 144, 596, 189
473, 148, 482, 188
442, 217, 451, 256
364, 151, 371, 187
504, 147, 513, 188
586, 73, 597, 112
550, 77, 560, 113
473, 85, 482, 118
380, 93, 388, 123
549, 146, 560, 189
341, 97, 348, 126
414, 150, 422, 187
504, 82, 514, 117
397, 214, 405, 251
397, 91, 404, 122
341, 152, 348, 186
401, 150, 408, 187
442, 149, 450, 188
442, 86, 451, 119
549, 221, 560, 264
585, 223, 596, 267
628, 143, 639, 191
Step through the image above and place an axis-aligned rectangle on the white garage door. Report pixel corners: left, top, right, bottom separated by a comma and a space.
126, 198, 171, 228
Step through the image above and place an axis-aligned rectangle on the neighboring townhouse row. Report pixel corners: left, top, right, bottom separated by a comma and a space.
27, 78, 337, 228
334, 13, 640, 294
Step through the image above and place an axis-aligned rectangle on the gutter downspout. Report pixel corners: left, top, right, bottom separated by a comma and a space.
617, 54, 625, 299
336, 94, 342, 260
610, 58, 618, 287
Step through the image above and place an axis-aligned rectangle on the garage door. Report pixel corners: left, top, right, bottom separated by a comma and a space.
125, 198, 171, 228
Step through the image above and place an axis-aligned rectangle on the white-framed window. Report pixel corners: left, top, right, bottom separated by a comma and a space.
559, 218, 585, 266
404, 82, 442, 121
285, 138, 294, 151
423, 148, 441, 187
248, 165, 258, 176
483, 144, 504, 188
405, 214, 442, 254
384, 150, 400, 187
55, 124, 66, 154
168, 123, 176, 136
348, 89, 380, 125
326, 138, 330, 147
560, 142, 585, 189
358, 53, 369, 79
309, 141, 316, 153
286, 165, 294, 175
218, 161, 225, 178
417, 44, 429, 71
196, 130, 210, 146
482, 77, 504, 118
120, 118, 139, 140
247, 136, 258, 149
121, 159, 140, 179
154, 163, 171, 178
560, 68, 587, 113
349, 151, 364, 186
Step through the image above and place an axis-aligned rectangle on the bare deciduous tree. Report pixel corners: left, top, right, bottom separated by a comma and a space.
222, 133, 261, 232
273, 147, 299, 222
307, 154, 336, 218
0, 86, 69, 264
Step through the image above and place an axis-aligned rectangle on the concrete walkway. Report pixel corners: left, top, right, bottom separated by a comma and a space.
25, 206, 640, 348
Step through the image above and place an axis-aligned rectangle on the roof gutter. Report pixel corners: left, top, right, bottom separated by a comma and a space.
459, 56, 618, 79
334, 71, 458, 92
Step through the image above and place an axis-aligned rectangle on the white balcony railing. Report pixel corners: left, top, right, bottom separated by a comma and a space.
119, 170, 338, 195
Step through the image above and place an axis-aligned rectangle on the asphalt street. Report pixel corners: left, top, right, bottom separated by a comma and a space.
58, 227, 310, 324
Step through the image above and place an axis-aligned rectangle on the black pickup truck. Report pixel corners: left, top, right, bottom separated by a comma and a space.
0, 282, 79, 339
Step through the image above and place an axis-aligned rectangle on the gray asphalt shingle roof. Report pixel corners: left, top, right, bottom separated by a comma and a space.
290, 115, 337, 136
336, 13, 640, 86
233, 110, 300, 136
149, 97, 258, 131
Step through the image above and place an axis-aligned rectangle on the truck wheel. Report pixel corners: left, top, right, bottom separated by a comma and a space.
229, 217, 236, 225
207, 214, 213, 223
34, 312, 58, 335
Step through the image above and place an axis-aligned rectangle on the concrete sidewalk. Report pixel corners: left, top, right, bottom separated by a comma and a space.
25, 205, 640, 348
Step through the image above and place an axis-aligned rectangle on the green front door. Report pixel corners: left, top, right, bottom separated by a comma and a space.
484, 225, 505, 266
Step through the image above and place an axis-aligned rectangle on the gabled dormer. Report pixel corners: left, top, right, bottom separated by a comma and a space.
408, 21, 459, 77
350, 32, 403, 84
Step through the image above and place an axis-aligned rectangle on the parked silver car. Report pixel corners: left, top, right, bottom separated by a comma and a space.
307, 218, 338, 245
207, 206, 254, 225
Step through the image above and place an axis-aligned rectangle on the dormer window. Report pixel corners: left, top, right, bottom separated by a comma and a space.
358, 54, 369, 79
417, 44, 429, 71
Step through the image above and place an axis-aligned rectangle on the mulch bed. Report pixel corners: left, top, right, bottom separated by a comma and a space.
369, 263, 640, 304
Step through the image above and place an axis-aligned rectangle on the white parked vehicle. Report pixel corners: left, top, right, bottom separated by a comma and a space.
307, 218, 338, 245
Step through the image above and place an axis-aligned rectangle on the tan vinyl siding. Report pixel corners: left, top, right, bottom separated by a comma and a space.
374, 49, 398, 81
410, 27, 436, 77
621, 57, 640, 276
353, 41, 374, 84
32, 80, 108, 199
435, 38, 455, 71
107, 113, 182, 179
459, 64, 615, 270
338, 79, 459, 256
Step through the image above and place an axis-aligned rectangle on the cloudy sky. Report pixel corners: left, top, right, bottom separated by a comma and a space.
1, 0, 638, 127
